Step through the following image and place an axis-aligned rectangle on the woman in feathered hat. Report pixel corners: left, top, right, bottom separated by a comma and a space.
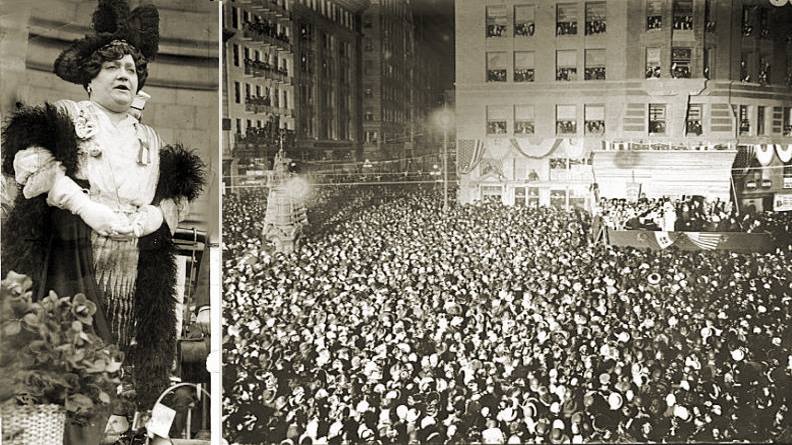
1, 0, 204, 441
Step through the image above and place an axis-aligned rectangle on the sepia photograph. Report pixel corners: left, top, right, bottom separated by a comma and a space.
0, 0, 220, 444
220, 0, 792, 444
4, 0, 792, 444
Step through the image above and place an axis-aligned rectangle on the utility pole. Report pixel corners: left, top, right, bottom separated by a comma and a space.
443, 111, 449, 212
440, 105, 451, 213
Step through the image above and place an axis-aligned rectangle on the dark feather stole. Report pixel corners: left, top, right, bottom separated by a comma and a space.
1, 103, 205, 409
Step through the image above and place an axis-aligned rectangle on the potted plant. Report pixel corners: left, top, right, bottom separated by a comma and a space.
0, 271, 124, 445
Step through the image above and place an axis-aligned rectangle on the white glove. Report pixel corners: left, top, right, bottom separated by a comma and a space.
46, 173, 131, 237
129, 204, 164, 237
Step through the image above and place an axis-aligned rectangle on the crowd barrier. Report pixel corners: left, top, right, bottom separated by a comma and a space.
605, 229, 779, 253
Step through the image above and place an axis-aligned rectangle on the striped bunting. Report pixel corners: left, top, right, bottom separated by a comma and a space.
685, 232, 721, 250
457, 139, 485, 175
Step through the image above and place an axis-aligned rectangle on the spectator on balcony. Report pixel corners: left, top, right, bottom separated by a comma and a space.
646, 66, 662, 79
557, 68, 577, 81
585, 19, 606, 35
556, 22, 577, 35
671, 63, 690, 79
515, 22, 535, 36
647, 16, 662, 29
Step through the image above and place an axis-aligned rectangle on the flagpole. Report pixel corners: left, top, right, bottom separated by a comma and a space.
730, 174, 741, 216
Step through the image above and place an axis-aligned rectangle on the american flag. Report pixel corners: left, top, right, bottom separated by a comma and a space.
654, 231, 676, 249
457, 139, 485, 174
685, 232, 721, 250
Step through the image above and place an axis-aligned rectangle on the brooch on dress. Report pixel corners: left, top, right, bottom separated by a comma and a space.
75, 105, 102, 157
134, 123, 151, 165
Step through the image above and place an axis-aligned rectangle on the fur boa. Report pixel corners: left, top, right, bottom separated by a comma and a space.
2, 103, 205, 409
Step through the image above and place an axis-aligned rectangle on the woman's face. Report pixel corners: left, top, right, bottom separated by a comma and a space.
89, 54, 138, 113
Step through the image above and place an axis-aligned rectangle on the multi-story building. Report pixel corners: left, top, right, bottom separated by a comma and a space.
223, 0, 297, 182
455, 0, 792, 210
413, 1, 456, 166
223, 0, 368, 183
359, 0, 455, 167
361, 0, 416, 162
293, 0, 370, 164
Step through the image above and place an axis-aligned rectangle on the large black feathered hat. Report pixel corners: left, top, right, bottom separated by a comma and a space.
54, 0, 159, 87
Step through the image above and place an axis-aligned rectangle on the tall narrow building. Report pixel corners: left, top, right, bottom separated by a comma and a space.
361, 0, 416, 162
293, 0, 370, 163
223, 0, 368, 184
455, 0, 792, 210
413, 0, 456, 166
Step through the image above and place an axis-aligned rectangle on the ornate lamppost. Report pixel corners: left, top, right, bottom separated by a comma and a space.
262, 130, 309, 254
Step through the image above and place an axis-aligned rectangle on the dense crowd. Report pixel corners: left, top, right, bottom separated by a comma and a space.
223, 185, 792, 445
598, 196, 792, 236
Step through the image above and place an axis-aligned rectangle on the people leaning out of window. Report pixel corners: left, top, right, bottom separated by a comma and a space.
585, 19, 606, 34
514, 22, 535, 36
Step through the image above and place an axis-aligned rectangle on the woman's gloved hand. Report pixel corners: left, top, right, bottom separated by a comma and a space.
129, 204, 164, 238
47, 172, 132, 237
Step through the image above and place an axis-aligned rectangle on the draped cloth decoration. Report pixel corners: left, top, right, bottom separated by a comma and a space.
755, 144, 775, 166
775, 143, 792, 163
685, 232, 721, 250
510, 138, 564, 159
457, 139, 485, 175
732, 145, 754, 177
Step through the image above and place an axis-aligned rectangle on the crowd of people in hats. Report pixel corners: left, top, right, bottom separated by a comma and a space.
597, 195, 791, 236
223, 185, 792, 444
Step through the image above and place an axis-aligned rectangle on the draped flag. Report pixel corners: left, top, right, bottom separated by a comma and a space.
685, 232, 721, 250
457, 139, 485, 175
733, 145, 754, 176
755, 144, 775, 166
654, 231, 676, 249
776, 143, 792, 163
510, 138, 563, 159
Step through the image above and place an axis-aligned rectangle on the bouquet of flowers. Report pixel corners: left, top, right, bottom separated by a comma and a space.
0, 271, 124, 426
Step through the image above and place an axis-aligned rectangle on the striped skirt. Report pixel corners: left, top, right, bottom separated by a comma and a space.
91, 234, 140, 350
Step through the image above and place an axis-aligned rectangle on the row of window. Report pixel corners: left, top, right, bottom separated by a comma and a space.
364, 107, 409, 123
486, 3, 606, 38
233, 81, 290, 110
299, 23, 353, 57
228, 7, 290, 40
731, 105, 792, 137
483, 105, 792, 137
363, 129, 411, 145
486, 49, 605, 82
235, 118, 293, 134
486, 48, 775, 84
298, 0, 355, 30
486, 104, 604, 136
484, 1, 772, 39
231, 45, 289, 73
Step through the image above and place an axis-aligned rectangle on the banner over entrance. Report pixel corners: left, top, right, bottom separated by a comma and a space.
592, 150, 736, 201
